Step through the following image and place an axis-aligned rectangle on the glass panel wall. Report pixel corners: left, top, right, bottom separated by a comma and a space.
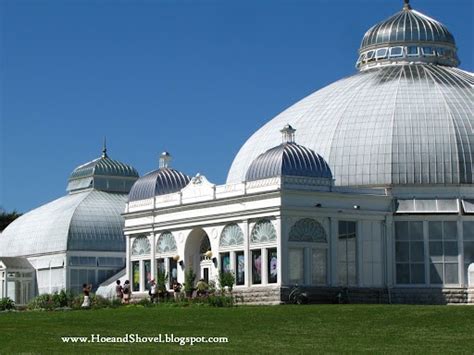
288, 248, 304, 284
169, 259, 178, 284
132, 261, 140, 291
252, 250, 262, 284
312, 248, 327, 285
338, 221, 357, 286
464, 222, 474, 284
220, 253, 231, 274
395, 221, 425, 284
235, 251, 245, 286
429, 221, 458, 284
144, 260, 151, 290
268, 248, 277, 284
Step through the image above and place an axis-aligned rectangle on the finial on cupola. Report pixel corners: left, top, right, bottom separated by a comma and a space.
159, 151, 172, 169
102, 136, 108, 158
403, 0, 412, 10
280, 124, 296, 143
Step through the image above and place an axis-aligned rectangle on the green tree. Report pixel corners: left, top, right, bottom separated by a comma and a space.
0, 208, 22, 232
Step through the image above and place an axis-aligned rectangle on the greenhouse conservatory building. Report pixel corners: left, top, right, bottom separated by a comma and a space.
118, 1, 473, 304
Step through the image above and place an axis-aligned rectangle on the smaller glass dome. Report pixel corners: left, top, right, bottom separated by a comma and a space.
128, 152, 190, 202
67, 146, 139, 193
245, 125, 332, 182
357, 1, 459, 70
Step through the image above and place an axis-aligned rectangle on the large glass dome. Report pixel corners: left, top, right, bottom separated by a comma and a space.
227, 2, 473, 187
0, 148, 139, 257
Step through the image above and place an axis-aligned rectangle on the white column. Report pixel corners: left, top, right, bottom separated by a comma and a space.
330, 218, 338, 286
262, 248, 268, 284
165, 257, 170, 286
304, 247, 311, 285
357, 220, 363, 287
150, 233, 156, 282
139, 260, 144, 293
385, 215, 394, 286
230, 251, 235, 275
126, 235, 131, 282
243, 220, 251, 287
276, 216, 284, 285
458, 218, 464, 287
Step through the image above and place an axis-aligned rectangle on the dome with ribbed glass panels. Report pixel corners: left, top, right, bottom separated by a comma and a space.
67, 146, 139, 193
245, 125, 332, 182
128, 152, 190, 202
0, 147, 139, 257
227, 1, 473, 187
357, 0, 459, 69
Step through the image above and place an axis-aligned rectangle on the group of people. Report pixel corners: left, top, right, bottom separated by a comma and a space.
147, 279, 183, 303
114, 280, 131, 304
81, 277, 208, 308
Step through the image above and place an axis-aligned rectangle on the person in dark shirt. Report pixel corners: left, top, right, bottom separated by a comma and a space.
122, 280, 131, 304
115, 280, 123, 301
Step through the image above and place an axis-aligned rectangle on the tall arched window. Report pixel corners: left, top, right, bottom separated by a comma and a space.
250, 219, 277, 244
250, 219, 278, 285
131, 236, 151, 256
288, 218, 328, 286
157, 232, 177, 254
219, 223, 245, 285
155, 231, 178, 287
130, 235, 151, 292
220, 223, 244, 247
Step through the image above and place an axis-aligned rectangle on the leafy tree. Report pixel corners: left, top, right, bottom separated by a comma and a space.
184, 268, 196, 296
0, 208, 22, 232
218, 271, 235, 293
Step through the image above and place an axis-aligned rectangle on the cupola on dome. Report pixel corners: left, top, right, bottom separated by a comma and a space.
67, 144, 139, 193
245, 125, 333, 182
357, 0, 459, 70
128, 152, 190, 202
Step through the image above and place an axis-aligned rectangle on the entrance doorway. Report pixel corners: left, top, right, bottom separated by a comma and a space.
184, 228, 214, 285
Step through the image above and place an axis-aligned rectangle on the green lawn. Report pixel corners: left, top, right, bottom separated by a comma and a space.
0, 304, 473, 353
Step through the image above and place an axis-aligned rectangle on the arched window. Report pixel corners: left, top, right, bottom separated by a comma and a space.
200, 235, 211, 254
289, 218, 327, 243
156, 231, 177, 254
288, 218, 328, 286
250, 219, 277, 244
131, 236, 151, 256
220, 224, 244, 247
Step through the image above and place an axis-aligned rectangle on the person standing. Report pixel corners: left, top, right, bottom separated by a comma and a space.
122, 280, 131, 304
172, 280, 182, 301
149, 279, 157, 303
81, 284, 92, 308
115, 280, 123, 301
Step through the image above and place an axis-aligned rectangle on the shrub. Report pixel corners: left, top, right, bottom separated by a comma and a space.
71, 293, 112, 310
136, 298, 153, 307
206, 295, 234, 307
28, 290, 75, 310
208, 280, 217, 294
156, 270, 168, 295
218, 271, 235, 293
28, 294, 55, 311
52, 290, 74, 308
0, 297, 15, 311
184, 268, 196, 296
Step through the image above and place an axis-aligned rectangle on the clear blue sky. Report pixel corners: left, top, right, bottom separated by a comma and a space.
1, 0, 473, 213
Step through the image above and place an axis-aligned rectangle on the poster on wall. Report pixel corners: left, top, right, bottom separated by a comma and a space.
237, 252, 245, 285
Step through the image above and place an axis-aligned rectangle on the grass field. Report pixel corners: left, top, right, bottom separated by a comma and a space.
0, 304, 473, 353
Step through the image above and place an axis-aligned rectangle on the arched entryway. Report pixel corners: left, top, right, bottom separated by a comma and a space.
184, 228, 213, 284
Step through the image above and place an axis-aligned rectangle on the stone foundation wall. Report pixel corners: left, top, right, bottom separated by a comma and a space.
232, 286, 282, 305
130, 286, 474, 305
280, 286, 472, 305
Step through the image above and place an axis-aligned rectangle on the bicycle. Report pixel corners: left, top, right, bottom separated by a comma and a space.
288, 285, 309, 304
